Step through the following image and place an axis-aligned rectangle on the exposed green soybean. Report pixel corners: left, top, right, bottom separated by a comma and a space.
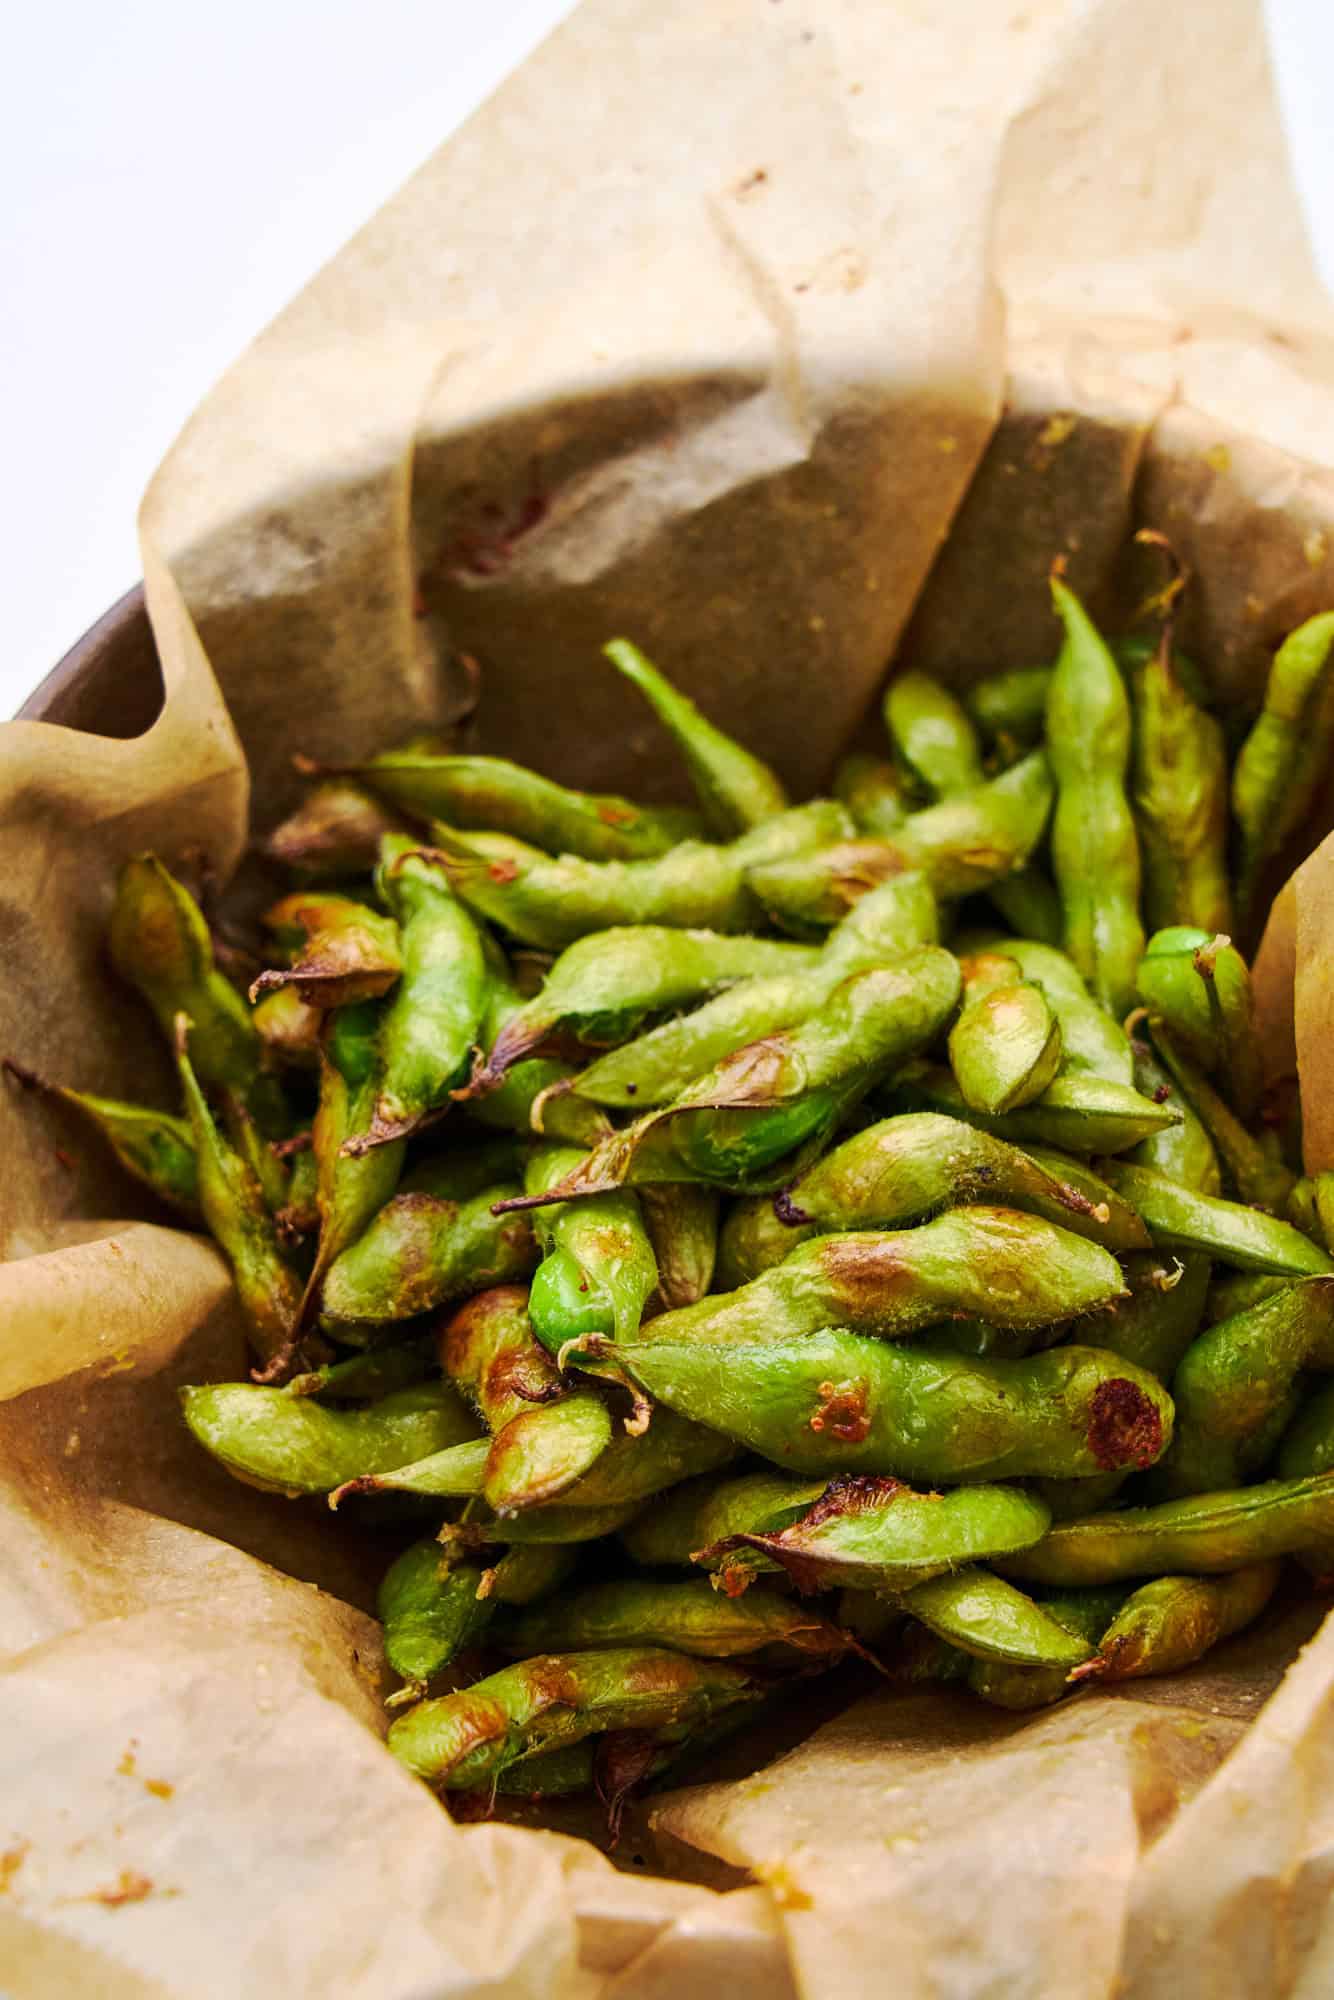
523, 1144, 659, 1355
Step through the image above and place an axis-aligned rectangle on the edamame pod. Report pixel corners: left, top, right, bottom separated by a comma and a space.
319, 1183, 538, 1332
963, 666, 1053, 749
697, 1474, 1051, 1595
1231, 611, 1334, 920
630, 1210, 1127, 1351
1071, 1563, 1280, 1683
881, 1066, 1180, 1156
423, 802, 849, 951
509, 954, 962, 1198
1126, 1030, 1222, 1194
180, 1379, 479, 1495
523, 1144, 659, 1352
905, 1569, 1095, 1670
606, 639, 790, 834
1097, 1163, 1332, 1275
1277, 1380, 1334, 1477
388, 1646, 759, 1790
1001, 1473, 1334, 1586
327, 743, 702, 860
1045, 577, 1144, 1017
496, 1577, 852, 1661
959, 933, 1134, 1084
883, 671, 985, 797
1126, 631, 1232, 935
2, 1061, 200, 1217
619, 1469, 830, 1569
569, 873, 940, 1109
947, 982, 1062, 1115
610, 1327, 1173, 1484
379, 1549, 496, 1686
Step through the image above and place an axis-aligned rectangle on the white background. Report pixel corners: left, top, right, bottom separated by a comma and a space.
3, 0, 1332, 718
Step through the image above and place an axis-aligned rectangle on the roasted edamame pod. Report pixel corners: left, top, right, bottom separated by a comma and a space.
1070, 1562, 1280, 1684
1096, 1162, 1332, 1276
605, 639, 790, 834
1231, 610, 1334, 921
2, 1060, 201, 1217
180, 1378, 480, 1495
495, 1576, 853, 1661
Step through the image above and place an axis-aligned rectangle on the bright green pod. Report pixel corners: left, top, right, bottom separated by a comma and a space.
1097, 1162, 1331, 1276
251, 986, 323, 1070
495, 1577, 852, 1662
883, 671, 986, 799
1231, 610, 1334, 921
640, 1184, 719, 1309
175, 1026, 304, 1376
1072, 1562, 1281, 1684
2, 1061, 201, 1217
746, 753, 1052, 927
524, 1143, 659, 1348
387, 1645, 758, 1790
966, 1587, 1129, 1710
881, 1065, 1180, 1156
741, 1115, 1147, 1277
1136, 928, 1261, 1118
958, 933, 1134, 1085
905, 1569, 1096, 1670
467, 927, 814, 1091
345, 841, 489, 1150
630, 1211, 1127, 1351
180, 1379, 479, 1496
436, 1285, 614, 1514
1125, 1030, 1222, 1194
108, 855, 262, 1099
947, 983, 1062, 1115
605, 638, 790, 835
332, 743, 702, 860
1153, 1275, 1334, 1496
1277, 1380, 1334, 1478
611, 1327, 1174, 1485
832, 752, 912, 836
329, 1437, 491, 1507
319, 1184, 538, 1334
1126, 632, 1232, 936
1045, 578, 1144, 1018
253, 890, 402, 1011
1001, 1473, 1334, 1587
422, 802, 848, 951
511, 953, 962, 1198
265, 776, 413, 878
696, 1474, 1051, 1595
462, 961, 612, 1149
619, 1469, 830, 1569
302, 1005, 408, 1322
963, 666, 1053, 749
569, 872, 940, 1109
378, 1547, 496, 1686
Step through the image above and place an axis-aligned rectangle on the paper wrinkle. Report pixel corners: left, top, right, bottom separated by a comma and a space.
6, 0, 1334, 1991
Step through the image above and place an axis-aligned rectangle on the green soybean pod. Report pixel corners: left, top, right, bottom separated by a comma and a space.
904, 1570, 1096, 1670
1071, 1562, 1281, 1684
523, 1142, 659, 1349
495, 1577, 853, 1662
947, 983, 1062, 1115
2, 1061, 201, 1218
963, 666, 1053, 749
1045, 577, 1144, 1019
967, 1588, 1129, 1710
180, 1379, 480, 1496
378, 1549, 496, 1686
1157, 1275, 1334, 1496
883, 671, 986, 799
611, 1327, 1173, 1485
265, 776, 414, 878
619, 1469, 830, 1569
1001, 1473, 1334, 1587
880, 1065, 1180, 1156
1097, 1163, 1332, 1276
318, 1182, 538, 1334
1125, 631, 1232, 936
960, 933, 1134, 1085
605, 638, 790, 834
1231, 610, 1334, 922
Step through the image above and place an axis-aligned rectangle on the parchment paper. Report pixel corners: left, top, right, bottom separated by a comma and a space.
6, 0, 1334, 1991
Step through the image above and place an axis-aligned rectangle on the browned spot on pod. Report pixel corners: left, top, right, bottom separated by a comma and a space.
1088, 1378, 1164, 1471
438, 1285, 531, 1377
808, 1377, 872, 1444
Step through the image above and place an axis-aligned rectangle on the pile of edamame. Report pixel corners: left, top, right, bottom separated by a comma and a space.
13, 574, 1334, 1814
